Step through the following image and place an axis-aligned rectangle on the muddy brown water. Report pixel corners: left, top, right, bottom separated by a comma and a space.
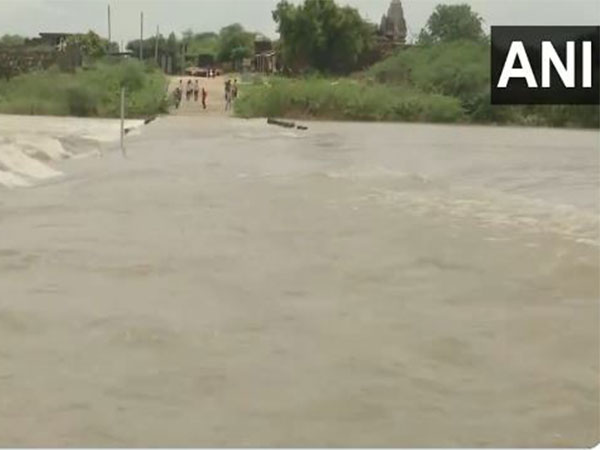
0, 117, 598, 446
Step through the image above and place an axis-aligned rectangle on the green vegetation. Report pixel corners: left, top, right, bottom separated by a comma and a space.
368, 40, 490, 118
235, 77, 463, 123
237, 1, 598, 128
127, 33, 182, 70
0, 59, 168, 118
216, 24, 255, 64
367, 40, 598, 128
417, 4, 486, 45
273, 0, 374, 74
65, 31, 116, 59
127, 23, 257, 72
185, 31, 219, 58
237, 40, 598, 128
0, 34, 26, 46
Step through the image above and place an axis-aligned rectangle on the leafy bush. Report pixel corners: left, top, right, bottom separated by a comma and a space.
0, 58, 168, 118
369, 40, 489, 105
235, 77, 464, 123
367, 41, 598, 128
65, 84, 97, 116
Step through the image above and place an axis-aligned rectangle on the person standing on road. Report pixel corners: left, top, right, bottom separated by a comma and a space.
173, 86, 182, 109
232, 79, 238, 103
202, 87, 208, 110
224, 80, 232, 111
194, 80, 200, 102
186, 79, 193, 102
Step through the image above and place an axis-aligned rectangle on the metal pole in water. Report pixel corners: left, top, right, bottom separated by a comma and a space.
120, 87, 126, 157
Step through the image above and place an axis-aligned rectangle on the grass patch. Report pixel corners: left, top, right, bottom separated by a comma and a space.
0, 59, 169, 118
235, 77, 464, 123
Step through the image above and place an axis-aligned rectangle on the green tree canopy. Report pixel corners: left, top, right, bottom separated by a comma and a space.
273, 0, 374, 74
417, 4, 486, 44
0, 34, 26, 46
66, 31, 109, 59
126, 25, 258, 71
182, 29, 194, 43
217, 23, 254, 63
187, 32, 219, 57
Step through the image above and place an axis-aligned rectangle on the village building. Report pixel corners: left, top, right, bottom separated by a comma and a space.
26, 33, 77, 51
0, 32, 82, 80
253, 35, 278, 74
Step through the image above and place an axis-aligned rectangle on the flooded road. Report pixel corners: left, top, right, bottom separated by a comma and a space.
0, 117, 598, 446
0, 115, 144, 188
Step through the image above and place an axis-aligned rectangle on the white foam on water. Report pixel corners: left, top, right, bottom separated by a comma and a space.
0, 141, 63, 181
0, 115, 145, 189
367, 184, 600, 247
13, 135, 72, 161
325, 166, 431, 184
0, 169, 31, 188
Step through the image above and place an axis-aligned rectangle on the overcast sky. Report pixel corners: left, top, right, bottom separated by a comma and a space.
0, 0, 598, 47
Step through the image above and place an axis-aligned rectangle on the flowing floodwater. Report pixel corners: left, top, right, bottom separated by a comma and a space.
0, 116, 598, 446
0, 115, 144, 188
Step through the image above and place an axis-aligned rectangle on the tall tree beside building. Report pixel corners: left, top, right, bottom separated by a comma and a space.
217, 24, 254, 64
66, 31, 108, 59
273, 0, 374, 74
187, 32, 219, 58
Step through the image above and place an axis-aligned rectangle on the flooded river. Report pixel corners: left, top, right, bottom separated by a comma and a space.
0, 116, 598, 446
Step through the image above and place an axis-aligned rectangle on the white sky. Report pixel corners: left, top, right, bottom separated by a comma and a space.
0, 0, 598, 46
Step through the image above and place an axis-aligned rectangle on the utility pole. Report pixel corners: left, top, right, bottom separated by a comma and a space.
155, 25, 159, 63
107, 4, 111, 44
139, 11, 144, 60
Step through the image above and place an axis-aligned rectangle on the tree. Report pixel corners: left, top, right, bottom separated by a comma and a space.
166, 32, 184, 72
66, 31, 108, 59
127, 36, 164, 59
417, 4, 485, 44
195, 32, 218, 41
273, 0, 374, 74
186, 32, 219, 59
0, 34, 25, 46
182, 29, 194, 43
217, 23, 254, 64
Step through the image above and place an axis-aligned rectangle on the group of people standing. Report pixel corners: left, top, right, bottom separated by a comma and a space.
173, 79, 207, 110
172, 77, 239, 112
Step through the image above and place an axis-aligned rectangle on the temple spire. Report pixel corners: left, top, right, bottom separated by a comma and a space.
379, 0, 407, 44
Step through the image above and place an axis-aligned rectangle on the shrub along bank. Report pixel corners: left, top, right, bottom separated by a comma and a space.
235, 40, 599, 128
235, 77, 464, 123
367, 40, 599, 128
0, 59, 169, 118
